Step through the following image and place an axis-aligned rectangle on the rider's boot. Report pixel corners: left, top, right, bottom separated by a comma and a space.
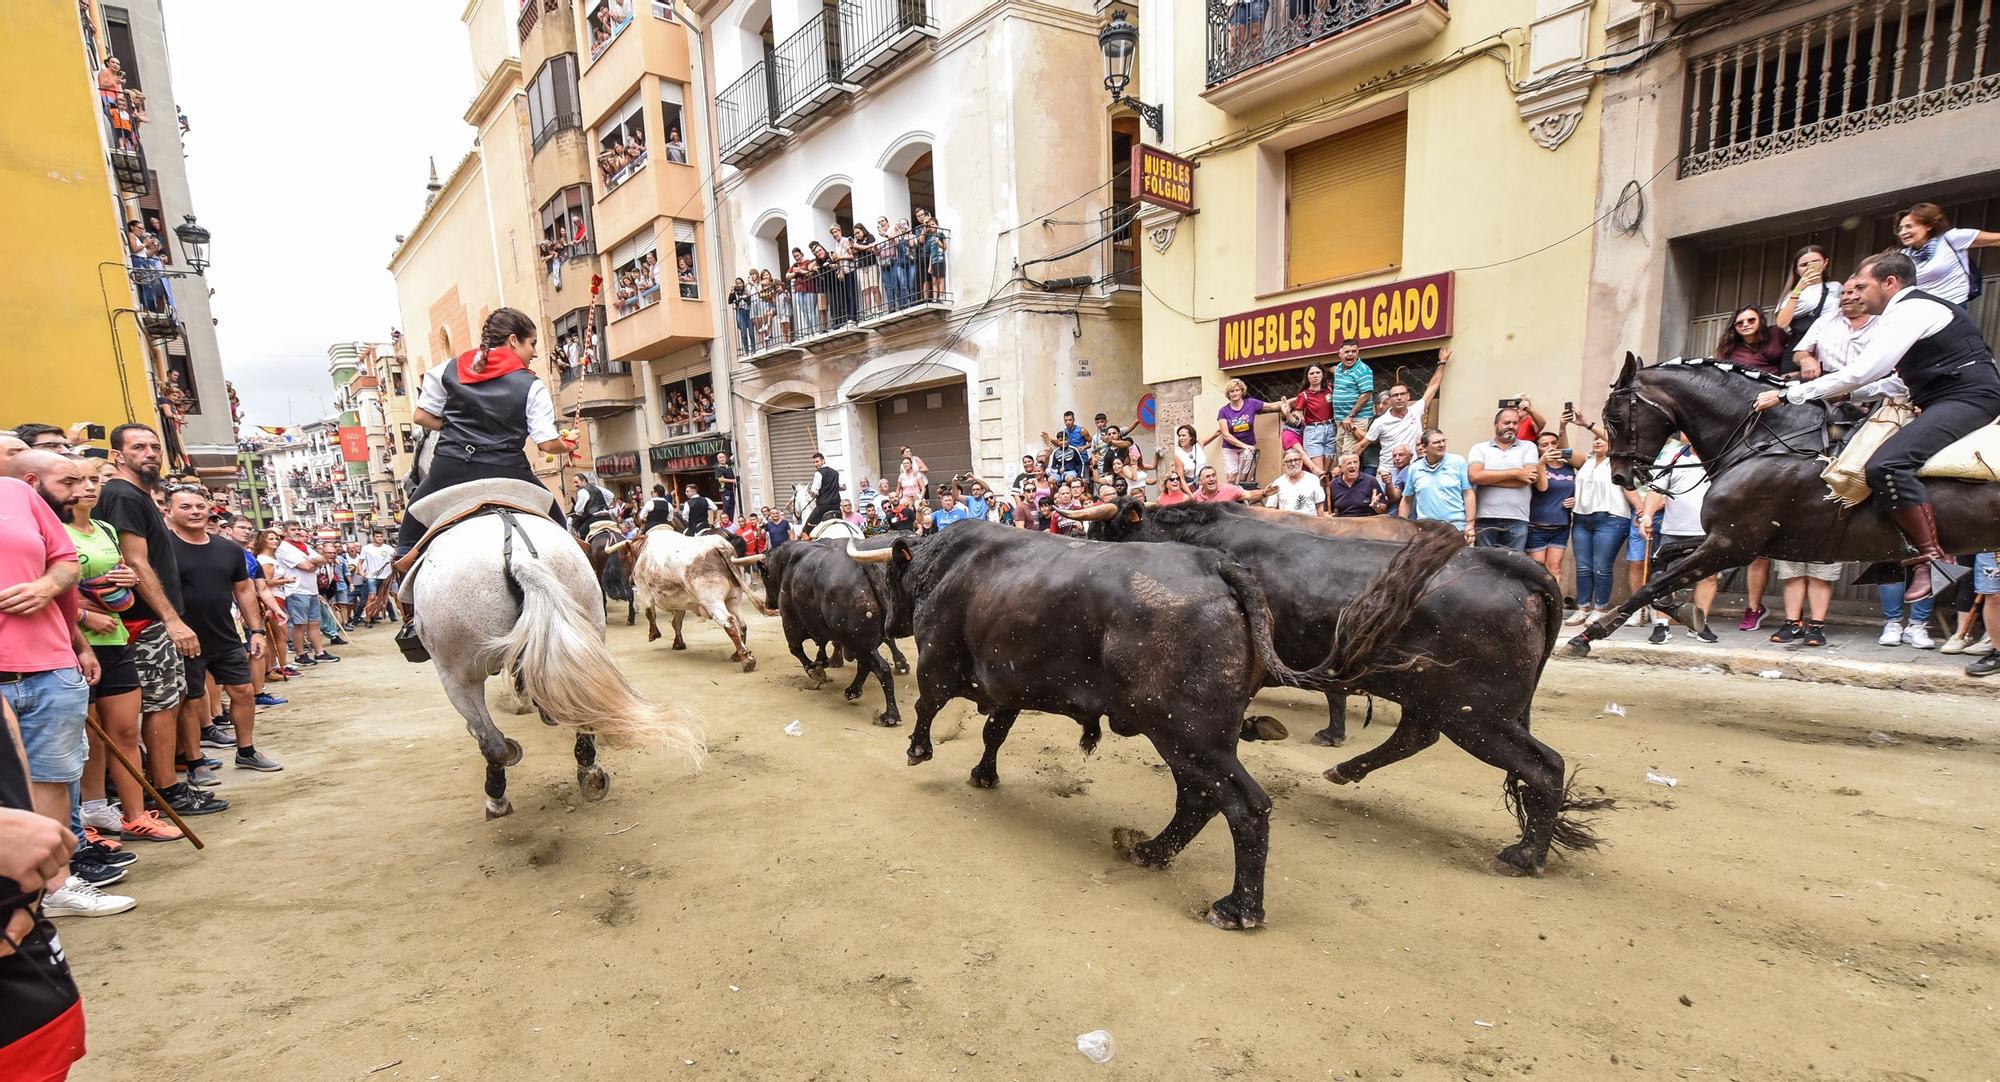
396, 595, 431, 663
1889, 502, 1951, 602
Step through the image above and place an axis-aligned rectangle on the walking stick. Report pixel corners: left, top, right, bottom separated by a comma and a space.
85, 713, 203, 850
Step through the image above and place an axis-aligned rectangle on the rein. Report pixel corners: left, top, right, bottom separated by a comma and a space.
1612, 377, 1828, 485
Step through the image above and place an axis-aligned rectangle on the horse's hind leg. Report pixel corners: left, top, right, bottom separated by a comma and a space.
442, 669, 519, 819
575, 732, 608, 802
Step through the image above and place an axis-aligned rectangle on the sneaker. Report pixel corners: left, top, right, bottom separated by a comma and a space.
234, 749, 283, 772
328, 637, 351, 647
1688, 626, 1720, 644
1626, 609, 1651, 629
1648, 623, 1670, 644
1803, 622, 1829, 648
199, 724, 235, 748
160, 782, 230, 816
120, 810, 185, 841
1967, 636, 1996, 656
67, 857, 126, 888
278, 665, 304, 677
80, 802, 123, 832
185, 763, 222, 788
295, 655, 318, 667
1969, 654, 2000, 677
1770, 621, 1806, 644
312, 652, 341, 662
1737, 606, 1768, 632
1563, 607, 1591, 627
1878, 620, 1904, 647
1940, 634, 1972, 654
77, 838, 137, 868
255, 692, 288, 707
43, 876, 136, 918
1902, 624, 1937, 650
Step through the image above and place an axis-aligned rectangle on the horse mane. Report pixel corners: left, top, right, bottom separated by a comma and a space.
1650, 357, 1790, 389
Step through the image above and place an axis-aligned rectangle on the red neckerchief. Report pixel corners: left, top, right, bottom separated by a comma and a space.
456, 346, 528, 384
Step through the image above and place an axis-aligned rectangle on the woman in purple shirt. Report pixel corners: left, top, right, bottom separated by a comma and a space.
1206, 378, 1280, 483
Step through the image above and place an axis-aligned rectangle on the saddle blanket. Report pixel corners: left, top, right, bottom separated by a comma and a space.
1822, 403, 2000, 506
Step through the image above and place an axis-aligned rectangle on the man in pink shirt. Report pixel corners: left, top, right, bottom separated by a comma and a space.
0, 462, 95, 826
1191, 465, 1266, 504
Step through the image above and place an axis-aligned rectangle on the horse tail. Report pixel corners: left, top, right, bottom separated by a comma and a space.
490, 548, 704, 766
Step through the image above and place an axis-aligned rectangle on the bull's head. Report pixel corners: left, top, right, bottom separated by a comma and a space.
1601, 351, 1674, 490
1052, 498, 1145, 541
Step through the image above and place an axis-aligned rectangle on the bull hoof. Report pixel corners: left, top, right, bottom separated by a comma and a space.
1565, 635, 1593, 657
671, 640, 687, 651
1111, 826, 1169, 868
1242, 715, 1289, 742
1322, 765, 1354, 785
484, 797, 514, 820
966, 771, 998, 789
626, 614, 635, 626
844, 687, 863, 702
1203, 900, 1263, 931
1490, 845, 1545, 877
875, 711, 901, 728
646, 627, 661, 643
1309, 729, 1346, 748
893, 660, 910, 675
501, 738, 524, 768
739, 656, 756, 673
906, 744, 933, 766
578, 765, 610, 802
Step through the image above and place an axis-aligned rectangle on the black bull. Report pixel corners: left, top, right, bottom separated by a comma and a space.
1076, 499, 1611, 876
855, 520, 1462, 929
761, 538, 913, 723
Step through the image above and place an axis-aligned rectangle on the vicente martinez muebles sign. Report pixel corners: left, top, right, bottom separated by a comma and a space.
648, 433, 732, 474
1217, 272, 1453, 370
1131, 145, 1197, 214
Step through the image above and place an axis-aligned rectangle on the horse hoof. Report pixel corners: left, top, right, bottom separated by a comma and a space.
966, 772, 998, 789
1322, 765, 1354, 785
893, 661, 910, 676
671, 641, 687, 651
1242, 715, 1289, 741
579, 766, 610, 802
1203, 903, 1261, 931
647, 628, 661, 643
501, 738, 524, 767
875, 711, 901, 727
1309, 730, 1345, 748
626, 616, 635, 626
484, 798, 514, 820
1565, 635, 1593, 657
740, 657, 756, 673
538, 711, 558, 728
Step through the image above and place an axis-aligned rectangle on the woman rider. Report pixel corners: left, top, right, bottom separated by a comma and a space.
395, 308, 574, 654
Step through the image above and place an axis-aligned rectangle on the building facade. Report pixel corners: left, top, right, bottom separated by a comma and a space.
1132, 0, 1608, 471
695, 0, 1144, 512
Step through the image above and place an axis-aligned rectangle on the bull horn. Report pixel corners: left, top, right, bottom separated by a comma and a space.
846, 542, 893, 564
605, 539, 632, 553
1055, 502, 1120, 522
730, 554, 765, 565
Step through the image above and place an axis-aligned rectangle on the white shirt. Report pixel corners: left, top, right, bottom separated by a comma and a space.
1466, 438, 1539, 521
1908, 228, 1981, 303
1793, 312, 1907, 401
572, 485, 613, 515
1172, 444, 1207, 479
274, 541, 317, 599
358, 542, 394, 578
1780, 280, 1841, 327
1654, 445, 1708, 538
1264, 472, 1324, 514
1572, 456, 1629, 518
1785, 290, 1955, 404
416, 365, 561, 443
1365, 408, 1425, 457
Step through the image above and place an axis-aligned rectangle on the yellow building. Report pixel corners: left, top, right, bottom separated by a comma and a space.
1131, 0, 1606, 468
0, 1, 159, 440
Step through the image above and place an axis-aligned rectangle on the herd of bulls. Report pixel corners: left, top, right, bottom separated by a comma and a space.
615, 503, 1611, 930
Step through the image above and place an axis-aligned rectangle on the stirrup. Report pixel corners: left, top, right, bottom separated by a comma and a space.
396, 621, 431, 664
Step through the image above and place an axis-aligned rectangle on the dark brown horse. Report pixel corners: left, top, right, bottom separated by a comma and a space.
1567, 353, 2000, 655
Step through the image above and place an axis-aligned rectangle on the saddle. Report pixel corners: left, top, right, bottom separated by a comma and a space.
392, 479, 561, 599
1822, 403, 2000, 506
584, 519, 623, 542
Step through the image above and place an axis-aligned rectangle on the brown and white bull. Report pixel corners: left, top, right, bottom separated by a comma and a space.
629, 528, 769, 671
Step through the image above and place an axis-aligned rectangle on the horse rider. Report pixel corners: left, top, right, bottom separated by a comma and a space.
396, 306, 574, 657
570, 473, 617, 538
680, 482, 714, 536
802, 451, 842, 531
1756, 248, 2000, 601
640, 483, 676, 530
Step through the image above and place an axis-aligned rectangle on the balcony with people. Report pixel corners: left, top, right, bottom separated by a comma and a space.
605, 222, 716, 361
578, 0, 692, 123
731, 205, 953, 362
1202, 0, 1448, 112
553, 305, 641, 418
96, 54, 150, 194
589, 79, 703, 247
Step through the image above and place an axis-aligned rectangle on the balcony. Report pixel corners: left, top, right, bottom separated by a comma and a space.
838, 0, 936, 83
1680, 0, 2000, 178
773, 9, 856, 127
607, 285, 715, 363
734, 230, 951, 362
560, 359, 643, 420
579, 6, 693, 122
1202, 0, 1448, 114
591, 154, 702, 250
717, 61, 788, 167
533, 110, 581, 153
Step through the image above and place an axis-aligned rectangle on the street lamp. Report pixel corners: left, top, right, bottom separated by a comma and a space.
1098, 9, 1162, 141
173, 214, 212, 275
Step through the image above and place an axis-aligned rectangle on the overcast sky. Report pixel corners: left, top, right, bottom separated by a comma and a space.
164, 0, 478, 428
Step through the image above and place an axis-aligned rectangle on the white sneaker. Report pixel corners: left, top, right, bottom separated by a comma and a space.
1878, 620, 1904, 647
1903, 625, 1937, 650
1939, 634, 1971, 655
1564, 608, 1591, 626
43, 876, 136, 918
80, 802, 122, 832
1625, 609, 1650, 629
1967, 636, 1995, 656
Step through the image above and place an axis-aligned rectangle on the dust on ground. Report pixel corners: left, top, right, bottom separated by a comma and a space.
64, 614, 1999, 1081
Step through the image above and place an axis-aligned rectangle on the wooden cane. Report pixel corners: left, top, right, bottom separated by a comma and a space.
85, 712, 203, 850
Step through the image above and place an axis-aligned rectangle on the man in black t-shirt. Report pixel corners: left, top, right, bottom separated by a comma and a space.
680, 483, 713, 535
714, 451, 738, 518
165, 488, 279, 779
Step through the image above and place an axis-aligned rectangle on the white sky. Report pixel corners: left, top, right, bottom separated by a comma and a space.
163, 0, 479, 428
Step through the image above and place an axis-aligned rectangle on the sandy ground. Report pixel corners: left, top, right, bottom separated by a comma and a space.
62, 611, 1998, 1082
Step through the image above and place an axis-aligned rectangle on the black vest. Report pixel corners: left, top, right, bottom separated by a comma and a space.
813, 465, 841, 510
579, 485, 612, 521
643, 496, 675, 528
1896, 290, 2000, 408
683, 496, 712, 532
438, 361, 535, 464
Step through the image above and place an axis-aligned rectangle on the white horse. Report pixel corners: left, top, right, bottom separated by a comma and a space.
406, 479, 703, 819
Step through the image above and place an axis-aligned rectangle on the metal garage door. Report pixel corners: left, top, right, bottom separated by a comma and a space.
765, 401, 818, 514
874, 382, 971, 492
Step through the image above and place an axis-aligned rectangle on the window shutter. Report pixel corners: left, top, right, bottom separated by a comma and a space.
1286, 113, 1407, 288
660, 80, 684, 105
673, 220, 696, 244
611, 225, 658, 267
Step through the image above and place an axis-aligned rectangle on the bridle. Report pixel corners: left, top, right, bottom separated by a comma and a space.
1605, 372, 1828, 487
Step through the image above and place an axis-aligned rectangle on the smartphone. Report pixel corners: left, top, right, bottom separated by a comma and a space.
83, 422, 108, 440
1563, 401, 1574, 416
1498, 397, 1522, 410
79, 447, 110, 460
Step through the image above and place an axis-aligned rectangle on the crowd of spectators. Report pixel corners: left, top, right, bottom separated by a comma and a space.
613, 251, 662, 316
730, 209, 951, 353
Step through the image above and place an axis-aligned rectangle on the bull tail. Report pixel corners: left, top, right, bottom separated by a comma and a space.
1314, 520, 1464, 686
1216, 559, 1330, 691
491, 551, 704, 767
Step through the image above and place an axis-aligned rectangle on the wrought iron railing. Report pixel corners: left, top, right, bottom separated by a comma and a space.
1205, 0, 1429, 87
772, 9, 846, 119
517, 0, 538, 41
559, 358, 633, 387
1682, 0, 2000, 177
717, 61, 778, 156
838, 0, 932, 75
533, 110, 581, 152
732, 227, 952, 358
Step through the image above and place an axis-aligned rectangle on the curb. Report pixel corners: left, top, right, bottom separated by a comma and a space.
1559, 639, 2000, 697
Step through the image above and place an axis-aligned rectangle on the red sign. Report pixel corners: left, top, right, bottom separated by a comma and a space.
1217, 272, 1453, 370
331, 508, 355, 523
337, 426, 370, 462
1131, 145, 1196, 214
595, 450, 640, 478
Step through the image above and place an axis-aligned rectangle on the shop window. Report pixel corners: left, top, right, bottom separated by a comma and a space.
596, 91, 648, 191
661, 81, 689, 164
610, 227, 662, 317
674, 220, 700, 300
1286, 112, 1406, 289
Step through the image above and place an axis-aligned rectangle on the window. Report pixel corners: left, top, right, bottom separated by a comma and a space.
553, 306, 613, 382
527, 54, 581, 151
610, 227, 662, 317
660, 81, 689, 165
661, 371, 714, 437
539, 185, 594, 257
674, 221, 700, 300
584, 0, 637, 60
596, 91, 649, 191
1285, 113, 1406, 288
103, 7, 141, 88
1108, 118, 1139, 287
651, 0, 675, 18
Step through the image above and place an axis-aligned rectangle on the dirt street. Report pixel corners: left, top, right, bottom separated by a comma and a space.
64, 613, 1998, 1081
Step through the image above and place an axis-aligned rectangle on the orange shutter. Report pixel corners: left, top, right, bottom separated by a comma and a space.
1286, 113, 1407, 288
